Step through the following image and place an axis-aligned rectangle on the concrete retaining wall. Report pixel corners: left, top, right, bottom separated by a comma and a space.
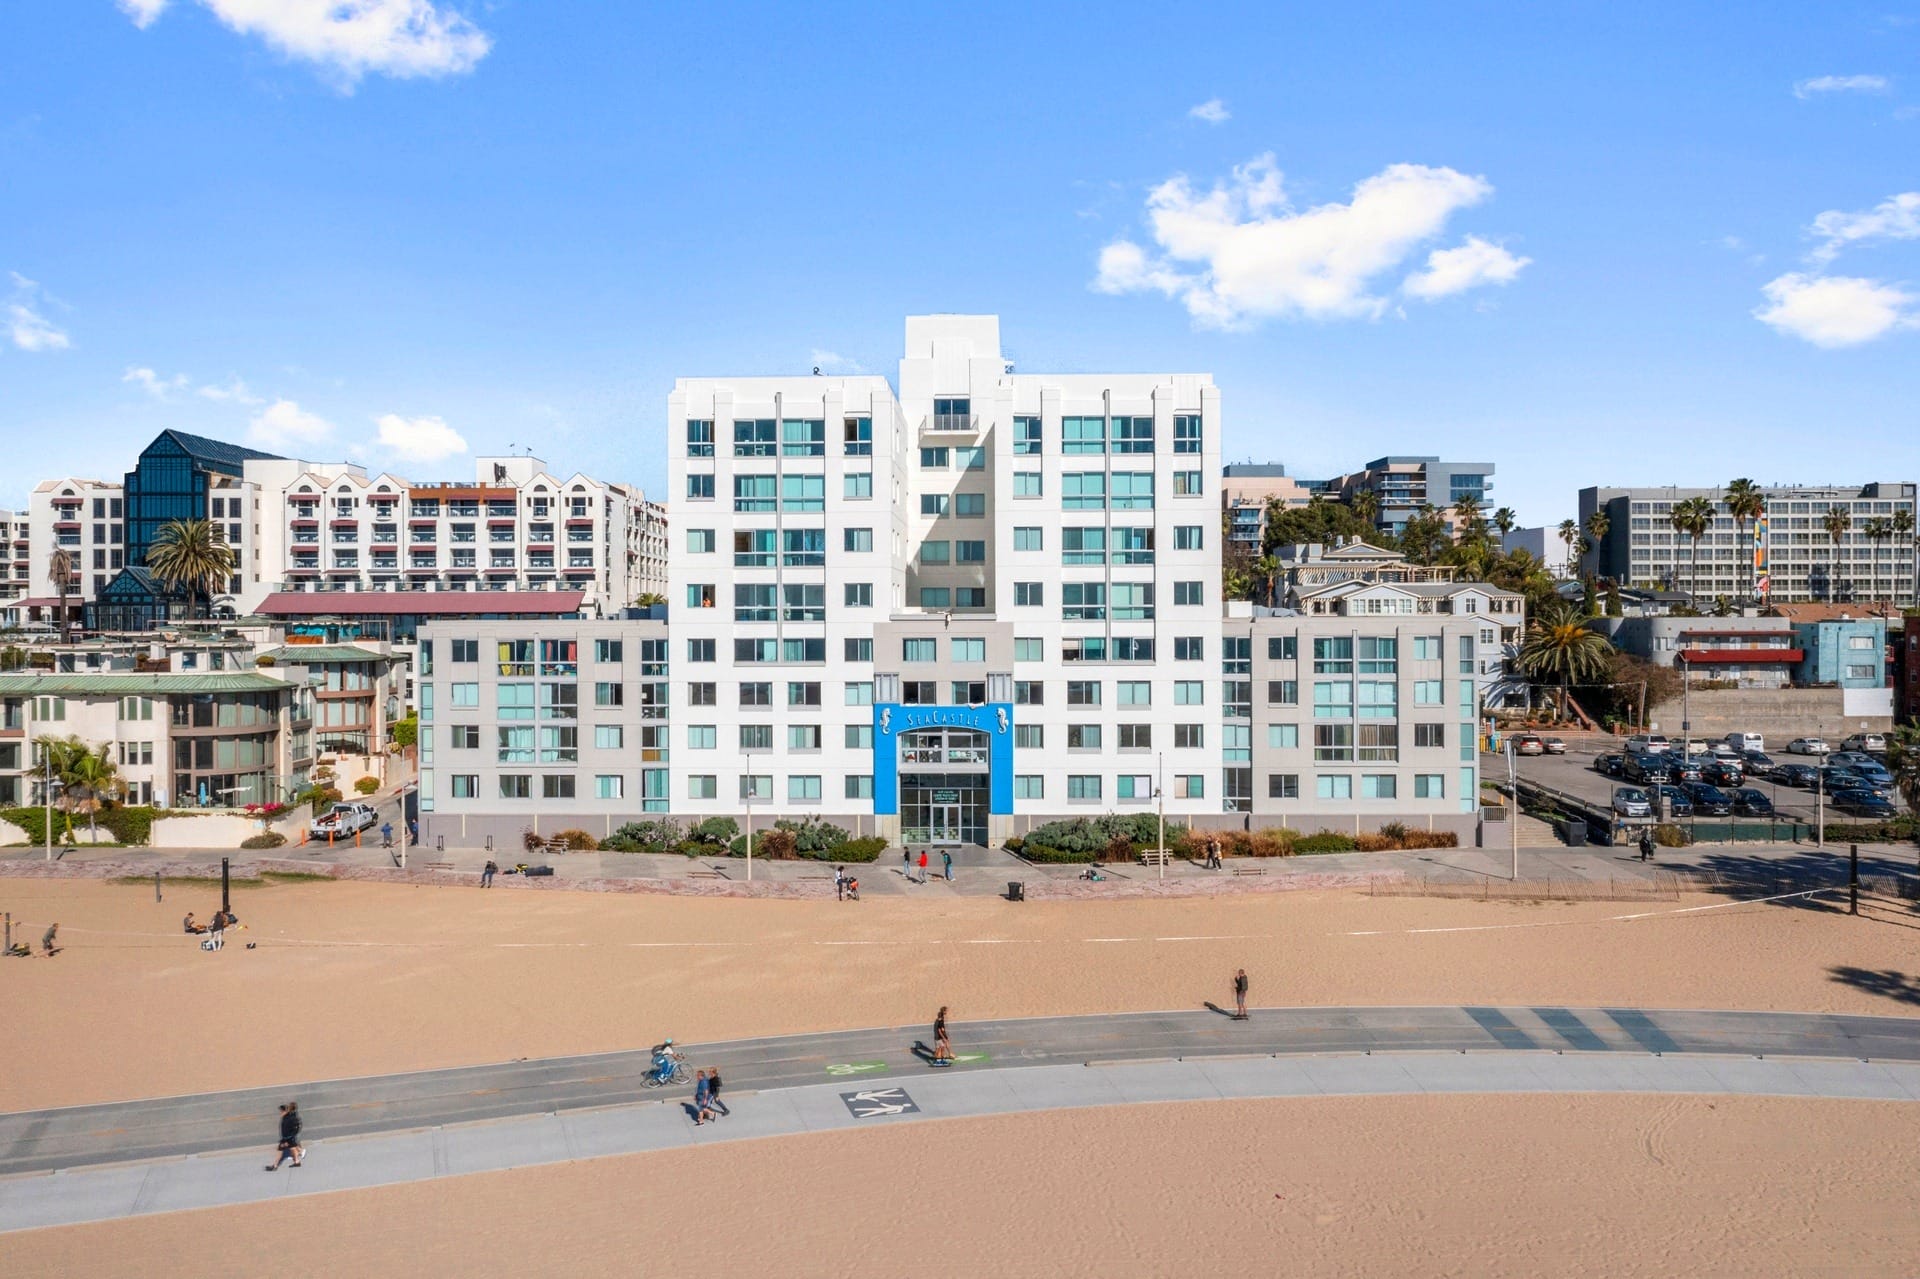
1646, 686, 1893, 745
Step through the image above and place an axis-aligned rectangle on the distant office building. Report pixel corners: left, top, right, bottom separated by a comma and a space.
1578, 482, 1918, 607
1222, 464, 1325, 551
0, 510, 28, 604
1501, 526, 1567, 574
1331, 457, 1496, 536
27, 477, 125, 619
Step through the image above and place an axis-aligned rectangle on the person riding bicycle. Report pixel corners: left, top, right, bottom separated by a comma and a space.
649, 1039, 685, 1083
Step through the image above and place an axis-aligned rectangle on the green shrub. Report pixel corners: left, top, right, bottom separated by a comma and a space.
1001, 835, 1025, 854
549, 828, 600, 851
353, 776, 380, 796
688, 816, 739, 848
775, 816, 849, 855
241, 832, 287, 849
1, 805, 156, 846
602, 818, 683, 853
1653, 823, 1691, 848
827, 835, 888, 863
1015, 843, 1097, 864
391, 714, 418, 749
1022, 814, 1184, 857
1293, 830, 1358, 854
1103, 833, 1135, 863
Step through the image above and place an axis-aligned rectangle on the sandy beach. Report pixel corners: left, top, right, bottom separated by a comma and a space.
10, 1093, 1920, 1277
1, 875, 1915, 1110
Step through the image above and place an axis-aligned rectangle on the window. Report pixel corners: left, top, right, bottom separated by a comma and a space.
1111, 472, 1154, 510
844, 416, 873, 456
904, 638, 937, 662
1361, 774, 1397, 799
845, 582, 873, 607
1062, 472, 1105, 509
1177, 774, 1205, 799
1173, 525, 1203, 551
1357, 681, 1397, 719
1067, 680, 1102, 706
1359, 636, 1398, 674
688, 775, 718, 799
1117, 681, 1151, 705
1013, 526, 1043, 551
1314, 682, 1353, 718
542, 775, 577, 800
919, 541, 950, 565
730, 475, 775, 512
450, 774, 479, 799
835, 527, 871, 554
496, 684, 535, 720
1173, 471, 1204, 496
588, 724, 622, 751
1062, 582, 1105, 620
737, 724, 772, 752
1111, 416, 1154, 454
1267, 724, 1299, 749
1117, 775, 1153, 799
921, 494, 950, 517
1015, 582, 1044, 606
787, 681, 822, 707
1174, 581, 1204, 606
955, 493, 985, 518
920, 447, 949, 469
595, 775, 624, 800
1358, 724, 1399, 762
1314, 637, 1354, 673
1118, 723, 1152, 749
1413, 636, 1442, 661
499, 775, 531, 800
452, 724, 481, 749
733, 418, 776, 456
781, 418, 825, 457
687, 474, 714, 500
1174, 680, 1204, 705
688, 681, 717, 706
1012, 415, 1042, 455
902, 680, 938, 704
1414, 723, 1445, 748
451, 639, 479, 663
740, 774, 773, 801
844, 637, 873, 663
956, 540, 986, 563
686, 583, 716, 609
1176, 637, 1205, 661
685, 419, 715, 455
845, 681, 875, 706
1014, 680, 1043, 705
844, 471, 873, 499
781, 475, 825, 511
1173, 414, 1202, 454
1014, 637, 1045, 662
1267, 680, 1299, 705
118, 695, 153, 721
955, 587, 986, 608
1316, 774, 1353, 800
1268, 774, 1300, 799
1175, 723, 1206, 749
1015, 724, 1044, 749
1015, 775, 1044, 799
1847, 664, 1877, 680
1062, 527, 1106, 565
1068, 775, 1102, 800
1062, 415, 1105, 454
1112, 526, 1154, 565
450, 682, 480, 707
1013, 471, 1043, 497
788, 775, 822, 801
687, 725, 717, 749
951, 680, 986, 704
686, 638, 715, 663
1414, 680, 1445, 705
952, 637, 985, 663
845, 724, 873, 749
789, 724, 822, 751
845, 775, 874, 799
595, 682, 624, 707
1414, 774, 1445, 799
1314, 724, 1353, 762
739, 682, 772, 707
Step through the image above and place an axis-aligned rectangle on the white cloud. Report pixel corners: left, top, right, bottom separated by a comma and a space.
1188, 98, 1230, 124
1794, 74, 1891, 99
810, 348, 865, 374
1402, 235, 1531, 300
248, 398, 336, 450
124, 366, 189, 398
374, 412, 467, 462
1754, 272, 1920, 347
6, 273, 70, 352
1808, 191, 1920, 263
123, 0, 491, 86
197, 375, 265, 406
1092, 154, 1515, 327
118, 0, 170, 28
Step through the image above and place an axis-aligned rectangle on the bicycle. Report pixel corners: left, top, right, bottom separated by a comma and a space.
642, 1058, 689, 1088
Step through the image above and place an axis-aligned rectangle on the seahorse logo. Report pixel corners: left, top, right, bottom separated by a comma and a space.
995, 706, 1008, 733
879, 707, 893, 735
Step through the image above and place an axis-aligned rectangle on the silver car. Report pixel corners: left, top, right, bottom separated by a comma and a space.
1612, 786, 1652, 819
1787, 737, 1831, 756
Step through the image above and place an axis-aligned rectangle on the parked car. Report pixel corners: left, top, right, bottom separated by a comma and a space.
1593, 754, 1624, 777
1701, 759, 1744, 788
1542, 737, 1567, 755
1730, 788, 1775, 817
1786, 737, 1831, 756
1652, 785, 1694, 818
1624, 753, 1671, 784
1680, 782, 1734, 816
1669, 758, 1705, 784
1624, 734, 1670, 755
1820, 767, 1889, 798
308, 801, 379, 841
1612, 786, 1653, 819
1707, 742, 1741, 761
1724, 731, 1765, 754
1775, 763, 1820, 789
1741, 751, 1778, 778
1828, 753, 1892, 785
1511, 734, 1546, 756
1841, 733, 1888, 755
1831, 789, 1898, 819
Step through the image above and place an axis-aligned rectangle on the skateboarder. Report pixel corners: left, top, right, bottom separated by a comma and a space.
1233, 969, 1249, 1020
933, 1006, 953, 1064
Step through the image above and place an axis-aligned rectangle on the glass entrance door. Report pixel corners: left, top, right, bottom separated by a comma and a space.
931, 802, 962, 845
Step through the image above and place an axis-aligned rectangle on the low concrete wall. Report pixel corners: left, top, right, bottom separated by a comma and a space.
0, 819, 29, 846
1646, 686, 1893, 745
151, 810, 311, 849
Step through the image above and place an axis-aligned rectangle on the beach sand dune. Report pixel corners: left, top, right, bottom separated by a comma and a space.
10, 1094, 1920, 1277
2, 877, 1915, 1111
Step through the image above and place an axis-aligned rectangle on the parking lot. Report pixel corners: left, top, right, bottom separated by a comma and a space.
1499, 737, 1907, 829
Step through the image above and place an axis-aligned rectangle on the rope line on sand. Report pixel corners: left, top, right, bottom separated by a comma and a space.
1339, 887, 1837, 936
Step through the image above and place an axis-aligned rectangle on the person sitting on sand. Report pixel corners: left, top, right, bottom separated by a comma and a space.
183, 913, 207, 935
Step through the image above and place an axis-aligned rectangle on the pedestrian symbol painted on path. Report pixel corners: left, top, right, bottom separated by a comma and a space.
841, 1088, 919, 1118
826, 1061, 888, 1077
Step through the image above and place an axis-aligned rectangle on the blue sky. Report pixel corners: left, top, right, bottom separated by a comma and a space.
2, 2, 1917, 531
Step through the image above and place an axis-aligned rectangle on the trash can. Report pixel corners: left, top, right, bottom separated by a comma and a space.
1007, 881, 1025, 902
1557, 819, 1587, 848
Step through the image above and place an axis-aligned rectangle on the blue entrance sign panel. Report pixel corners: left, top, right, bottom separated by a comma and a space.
872, 702, 1013, 817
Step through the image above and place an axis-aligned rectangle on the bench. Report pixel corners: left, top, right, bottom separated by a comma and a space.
1232, 865, 1266, 877
1137, 848, 1170, 867
423, 861, 455, 872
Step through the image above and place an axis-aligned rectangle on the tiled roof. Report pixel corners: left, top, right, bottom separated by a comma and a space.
153, 429, 285, 473
255, 644, 390, 665
0, 672, 288, 695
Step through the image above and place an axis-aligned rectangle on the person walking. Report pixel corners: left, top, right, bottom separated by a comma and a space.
208, 910, 226, 951
379, 821, 393, 849
903, 846, 912, 878
1638, 829, 1654, 862
1208, 837, 1223, 870
692, 1069, 712, 1125
266, 1102, 303, 1170
917, 850, 929, 884
933, 1006, 953, 1064
707, 1067, 728, 1117
481, 859, 497, 887
40, 922, 60, 957
1232, 968, 1249, 1021
942, 850, 953, 882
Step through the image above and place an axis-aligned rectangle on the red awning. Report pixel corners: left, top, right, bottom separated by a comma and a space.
1679, 648, 1805, 664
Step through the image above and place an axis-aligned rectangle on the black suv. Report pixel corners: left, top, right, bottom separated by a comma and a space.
1680, 782, 1734, 816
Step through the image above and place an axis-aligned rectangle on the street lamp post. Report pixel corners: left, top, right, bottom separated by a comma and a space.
1156, 752, 1165, 883
42, 748, 54, 862
1506, 738, 1518, 881
743, 753, 756, 883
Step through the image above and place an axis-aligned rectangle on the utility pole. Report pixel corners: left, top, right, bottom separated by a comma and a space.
42, 746, 52, 862
1507, 738, 1519, 881
1156, 752, 1166, 883
744, 753, 755, 883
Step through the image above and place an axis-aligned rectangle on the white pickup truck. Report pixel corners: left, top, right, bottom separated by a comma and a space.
309, 801, 380, 841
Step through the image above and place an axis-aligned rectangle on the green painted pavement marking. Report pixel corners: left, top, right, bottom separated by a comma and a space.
826, 1062, 889, 1077
951, 1052, 991, 1064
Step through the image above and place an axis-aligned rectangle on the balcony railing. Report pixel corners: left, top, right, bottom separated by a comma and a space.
920, 413, 980, 436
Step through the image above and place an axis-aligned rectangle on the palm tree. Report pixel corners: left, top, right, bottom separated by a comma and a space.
1894, 507, 1917, 608
1349, 488, 1381, 531
1557, 519, 1579, 579
1723, 478, 1766, 603
1864, 517, 1894, 608
1583, 510, 1610, 585
1887, 725, 1920, 828
46, 547, 74, 644
1255, 554, 1279, 606
1517, 601, 1615, 722
63, 744, 123, 842
1821, 505, 1853, 602
1492, 507, 1517, 540
1668, 496, 1715, 607
146, 518, 236, 619
1452, 493, 1483, 533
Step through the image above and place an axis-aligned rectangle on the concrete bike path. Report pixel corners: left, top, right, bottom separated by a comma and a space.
5, 1006, 1920, 1233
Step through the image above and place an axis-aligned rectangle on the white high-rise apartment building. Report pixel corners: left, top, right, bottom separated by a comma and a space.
669, 314, 1222, 844
27, 478, 125, 606
0, 510, 29, 603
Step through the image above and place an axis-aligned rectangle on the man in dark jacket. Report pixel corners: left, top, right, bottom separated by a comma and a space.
266, 1102, 304, 1170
